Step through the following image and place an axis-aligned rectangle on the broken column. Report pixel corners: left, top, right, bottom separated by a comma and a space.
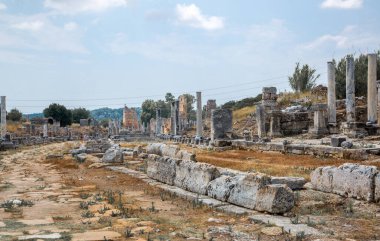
43, 123, 48, 138
196, 91, 203, 138
346, 56, 355, 123
156, 109, 162, 135
327, 61, 336, 124
368, 53, 377, 124
256, 105, 266, 138
309, 85, 328, 137
210, 109, 232, 141
0, 96, 6, 138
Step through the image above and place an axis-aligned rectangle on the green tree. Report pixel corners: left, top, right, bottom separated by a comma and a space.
72, 108, 91, 123
6, 108, 22, 122
182, 93, 196, 121
43, 103, 72, 127
288, 62, 320, 92
335, 52, 380, 99
156, 100, 170, 118
165, 93, 175, 103
141, 99, 156, 124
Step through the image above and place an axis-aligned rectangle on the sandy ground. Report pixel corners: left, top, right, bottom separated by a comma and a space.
0, 142, 299, 241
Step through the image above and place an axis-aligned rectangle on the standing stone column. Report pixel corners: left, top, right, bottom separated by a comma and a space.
368, 53, 377, 124
156, 109, 162, 135
377, 81, 380, 125
256, 105, 266, 138
43, 123, 48, 138
196, 92, 203, 138
170, 101, 178, 135
327, 61, 336, 124
0, 96, 6, 138
346, 56, 355, 123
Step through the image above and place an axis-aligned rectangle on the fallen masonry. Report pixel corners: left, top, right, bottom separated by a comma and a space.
107, 166, 320, 236
311, 163, 380, 202
143, 143, 305, 214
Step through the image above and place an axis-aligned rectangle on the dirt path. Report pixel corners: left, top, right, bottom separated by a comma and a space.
0, 143, 293, 241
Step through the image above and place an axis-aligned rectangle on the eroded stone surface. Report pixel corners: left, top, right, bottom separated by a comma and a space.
311, 163, 378, 201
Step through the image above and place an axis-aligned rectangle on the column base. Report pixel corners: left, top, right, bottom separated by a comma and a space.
328, 123, 339, 134
309, 127, 329, 138
342, 122, 368, 138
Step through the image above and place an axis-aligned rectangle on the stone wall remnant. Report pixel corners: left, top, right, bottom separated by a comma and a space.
262, 87, 278, 110
206, 99, 217, 119
123, 105, 139, 131
210, 108, 232, 141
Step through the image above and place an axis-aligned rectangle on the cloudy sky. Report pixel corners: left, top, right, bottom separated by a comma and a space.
0, 0, 379, 113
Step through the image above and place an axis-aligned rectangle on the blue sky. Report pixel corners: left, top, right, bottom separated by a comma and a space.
0, 0, 379, 113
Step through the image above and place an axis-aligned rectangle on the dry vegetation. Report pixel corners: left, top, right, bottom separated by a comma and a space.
196, 149, 358, 180
232, 106, 256, 123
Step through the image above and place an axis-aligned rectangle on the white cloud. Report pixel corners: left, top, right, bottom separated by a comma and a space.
0, 3, 7, 10
44, 0, 128, 14
176, 4, 224, 30
302, 25, 379, 50
12, 20, 45, 31
64, 22, 78, 31
321, 0, 363, 9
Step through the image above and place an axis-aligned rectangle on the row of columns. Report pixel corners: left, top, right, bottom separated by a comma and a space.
327, 54, 378, 127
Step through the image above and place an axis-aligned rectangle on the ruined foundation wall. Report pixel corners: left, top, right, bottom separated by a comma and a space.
145, 143, 299, 214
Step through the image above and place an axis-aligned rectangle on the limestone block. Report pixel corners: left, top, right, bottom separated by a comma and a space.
207, 174, 245, 201
101, 147, 123, 163
227, 174, 294, 214
227, 173, 270, 210
175, 150, 196, 161
333, 164, 377, 201
255, 184, 295, 214
331, 136, 346, 147
310, 166, 336, 193
161, 145, 180, 158
270, 177, 306, 190
146, 155, 178, 185
146, 143, 165, 156
311, 164, 378, 201
174, 160, 220, 195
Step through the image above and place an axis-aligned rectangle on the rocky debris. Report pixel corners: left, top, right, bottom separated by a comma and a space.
174, 159, 220, 195
270, 176, 306, 190
101, 145, 123, 163
45, 154, 64, 160
207, 175, 243, 201
341, 141, 353, 149
311, 163, 378, 202
75, 153, 87, 162
70, 145, 87, 156
133, 145, 143, 154
123, 150, 137, 158
250, 214, 320, 236
330, 136, 347, 147
146, 143, 196, 161
282, 105, 307, 113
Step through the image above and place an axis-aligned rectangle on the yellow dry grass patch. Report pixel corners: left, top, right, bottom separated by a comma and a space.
6, 122, 22, 133
232, 106, 256, 122
196, 149, 354, 180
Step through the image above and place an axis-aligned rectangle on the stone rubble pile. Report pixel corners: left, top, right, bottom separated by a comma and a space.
311, 163, 380, 202
145, 143, 302, 214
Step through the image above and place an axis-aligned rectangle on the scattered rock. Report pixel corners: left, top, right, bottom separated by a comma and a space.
75, 153, 87, 162
341, 141, 353, 149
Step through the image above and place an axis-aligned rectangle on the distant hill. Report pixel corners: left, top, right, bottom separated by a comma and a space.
23, 107, 142, 121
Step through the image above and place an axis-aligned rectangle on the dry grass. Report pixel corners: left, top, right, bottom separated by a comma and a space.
232, 106, 256, 123
196, 149, 355, 180
6, 122, 22, 133
119, 142, 148, 148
